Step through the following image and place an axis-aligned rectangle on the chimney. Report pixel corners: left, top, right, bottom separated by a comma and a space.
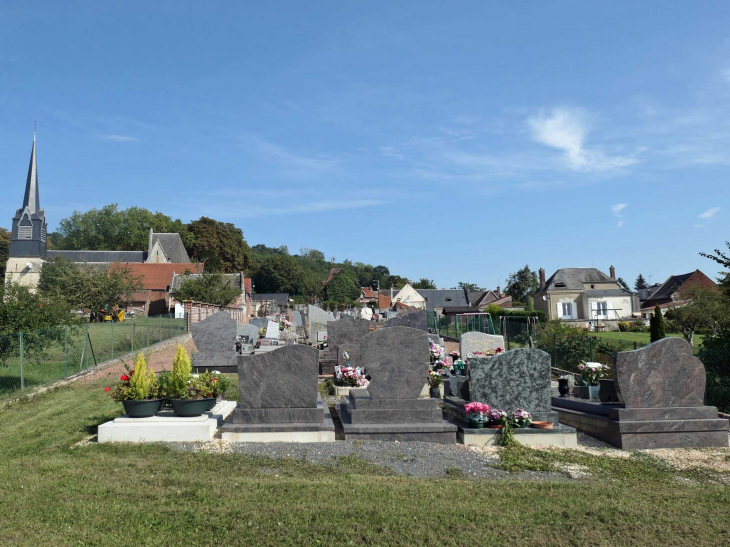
496, 286, 501, 296
609, 265, 616, 279
539, 268, 546, 291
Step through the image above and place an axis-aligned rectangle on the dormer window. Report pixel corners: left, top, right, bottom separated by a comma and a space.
445, 297, 452, 302
555, 282, 566, 288
591, 284, 595, 289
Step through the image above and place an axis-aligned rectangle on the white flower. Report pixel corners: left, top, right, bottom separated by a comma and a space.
192, 374, 200, 378
212, 371, 221, 375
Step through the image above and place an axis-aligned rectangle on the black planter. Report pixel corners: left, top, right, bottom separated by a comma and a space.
429, 387, 441, 399
203, 397, 217, 411
122, 399, 164, 418
170, 398, 210, 417
558, 378, 570, 397
599, 379, 622, 404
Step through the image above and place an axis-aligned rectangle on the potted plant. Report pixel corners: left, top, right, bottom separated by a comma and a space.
427, 370, 443, 398
168, 344, 210, 417
208, 370, 232, 404
486, 408, 507, 428
105, 353, 162, 418
464, 401, 489, 428
510, 408, 533, 428
578, 362, 604, 401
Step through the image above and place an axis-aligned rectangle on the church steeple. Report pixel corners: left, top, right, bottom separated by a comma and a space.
22, 133, 40, 215
9, 133, 47, 259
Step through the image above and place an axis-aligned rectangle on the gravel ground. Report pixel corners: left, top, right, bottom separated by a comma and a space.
174, 439, 571, 481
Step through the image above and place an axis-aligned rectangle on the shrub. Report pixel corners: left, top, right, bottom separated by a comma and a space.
169, 344, 192, 398
127, 353, 156, 400
650, 305, 666, 343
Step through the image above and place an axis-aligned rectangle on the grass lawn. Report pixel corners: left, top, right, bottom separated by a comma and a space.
0, 317, 186, 397
593, 331, 705, 352
0, 375, 728, 546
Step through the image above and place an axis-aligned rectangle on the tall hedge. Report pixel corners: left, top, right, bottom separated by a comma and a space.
650, 305, 666, 343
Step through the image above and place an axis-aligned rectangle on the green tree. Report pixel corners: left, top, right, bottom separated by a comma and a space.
38, 255, 83, 306
55, 204, 193, 251
525, 295, 534, 312
324, 271, 361, 303
505, 265, 539, 303
0, 227, 10, 283
172, 271, 242, 307
413, 278, 437, 289
299, 248, 325, 261
617, 277, 631, 292
253, 254, 306, 295
665, 287, 728, 347
188, 217, 251, 273
701, 241, 730, 298
455, 282, 484, 292
634, 274, 648, 291
649, 305, 666, 343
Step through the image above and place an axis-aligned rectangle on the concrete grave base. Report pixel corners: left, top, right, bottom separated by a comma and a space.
552, 397, 729, 449
221, 402, 336, 443
98, 400, 236, 443
458, 424, 578, 447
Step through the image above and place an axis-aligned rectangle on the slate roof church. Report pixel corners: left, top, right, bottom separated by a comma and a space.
4, 135, 200, 313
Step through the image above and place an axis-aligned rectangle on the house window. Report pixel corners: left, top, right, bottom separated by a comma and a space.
596, 302, 608, 317
562, 303, 572, 318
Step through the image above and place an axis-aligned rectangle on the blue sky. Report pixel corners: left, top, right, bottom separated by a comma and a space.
1, 1, 729, 290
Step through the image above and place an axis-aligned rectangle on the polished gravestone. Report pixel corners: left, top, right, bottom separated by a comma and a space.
337, 326, 457, 443
327, 318, 370, 367
553, 338, 729, 449
237, 324, 259, 343
192, 312, 238, 371
222, 344, 335, 442
384, 310, 428, 331
443, 348, 577, 447
460, 332, 505, 356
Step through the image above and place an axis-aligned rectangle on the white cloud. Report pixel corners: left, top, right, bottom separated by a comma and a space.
103, 135, 139, 142
610, 203, 628, 228
528, 108, 637, 172
698, 207, 720, 219
238, 199, 384, 218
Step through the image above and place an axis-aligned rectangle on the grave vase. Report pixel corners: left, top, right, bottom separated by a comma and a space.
558, 378, 570, 397
429, 387, 441, 399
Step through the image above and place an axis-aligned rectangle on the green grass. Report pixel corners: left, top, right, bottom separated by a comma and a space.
593, 331, 705, 352
0, 376, 728, 546
0, 317, 186, 397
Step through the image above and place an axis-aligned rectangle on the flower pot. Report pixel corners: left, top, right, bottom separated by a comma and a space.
170, 398, 210, 417
598, 379, 622, 404
468, 420, 484, 429
558, 378, 571, 397
203, 397, 217, 411
122, 399, 164, 418
531, 421, 554, 430
487, 424, 504, 429
429, 387, 441, 399
573, 386, 590, 399
588, 385, 600, 402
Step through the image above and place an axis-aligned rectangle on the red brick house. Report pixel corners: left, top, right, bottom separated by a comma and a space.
641, 269, 717, 312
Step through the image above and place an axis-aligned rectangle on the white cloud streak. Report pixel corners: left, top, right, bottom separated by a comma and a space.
611, 203, 628, 228
528, 108, 637, 172
103, 135, 139, 142
238, 199, 384, 218
698, 207, 720, 219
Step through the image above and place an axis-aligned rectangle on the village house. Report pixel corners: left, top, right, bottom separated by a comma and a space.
640, 270, 717, 317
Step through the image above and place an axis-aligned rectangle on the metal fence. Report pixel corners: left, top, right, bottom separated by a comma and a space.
428, 312, 496, 339
0, 314, 187, 399
699, 346, 730, 414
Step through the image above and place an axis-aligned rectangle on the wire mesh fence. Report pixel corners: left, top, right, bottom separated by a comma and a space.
0, 314, 187, 399
428, 312, 496, 339
699, 346, 730, 414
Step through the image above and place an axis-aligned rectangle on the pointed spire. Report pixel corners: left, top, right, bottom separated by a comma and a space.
22, 133, 40, 215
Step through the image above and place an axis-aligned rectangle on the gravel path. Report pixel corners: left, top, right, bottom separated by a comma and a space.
173, 439, 570, 481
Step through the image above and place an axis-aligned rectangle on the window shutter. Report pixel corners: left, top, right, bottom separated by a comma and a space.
607, 301, 613, 318
572, 303, 577, 319
556, 302, 562, 318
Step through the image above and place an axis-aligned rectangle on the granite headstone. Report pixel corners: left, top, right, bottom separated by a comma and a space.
384, 310, 428, 332
265, 320, 280, 340
460, 332, 505, 356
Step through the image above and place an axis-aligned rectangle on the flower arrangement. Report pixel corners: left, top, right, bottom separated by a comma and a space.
427, 370, 444, 388
486, 408, 507, 425
511, 408, 533, 428
464, 401, 490, 423
198, 370, 232, 399
429, 341, 445, 363
578, 361, 604, 386
337, 365, 368, 388
106, 353, 157, 402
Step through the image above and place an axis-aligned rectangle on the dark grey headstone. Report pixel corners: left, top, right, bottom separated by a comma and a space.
327, 318, 370, 359
292, 311, 302, 327
468, 348, 554, 422
360, 326, 429, 399
614, 338, 706, 409
237, 344, 318, 409
249, 318, 267, 328
192, 311, 236, 353
384, 310, 427, 331
237, 323, 259, 342
338, 343, 361, 370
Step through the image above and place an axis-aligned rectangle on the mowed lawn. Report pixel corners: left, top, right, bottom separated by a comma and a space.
0, 377, 728, 546
593, 331, 705, 352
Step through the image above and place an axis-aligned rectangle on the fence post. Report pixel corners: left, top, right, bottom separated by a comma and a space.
63, 327, 68, 378
85, 323, 90, 370
19, 332, 24, 390
146, 316, 150, 349
552, 333, 557, 368
634, 342, 637, 350
111, 320, 115, 360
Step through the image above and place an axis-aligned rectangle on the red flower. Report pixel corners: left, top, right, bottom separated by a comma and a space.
104, 387, 110, 392
120, 374, 130, 381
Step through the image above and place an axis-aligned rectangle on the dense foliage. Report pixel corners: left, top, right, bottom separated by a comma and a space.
532, 321, 620, 371
412, 278, 436, 289
323, 271, 361, 302
649, 305, 666, 342
505, 265, 539, 303
0, 227, 9, 283
188, 217, 252, 273
172, 271, 242, 307
665, 287, 729, 346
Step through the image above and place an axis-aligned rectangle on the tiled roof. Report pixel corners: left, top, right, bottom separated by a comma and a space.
244, 278, 252, 294
112, 263, 201, 291
378, 293, 391, 309
414, 289, 469, 311
540, 268, 616, 291
49, 250, 147, 263
361, 287, 376, 298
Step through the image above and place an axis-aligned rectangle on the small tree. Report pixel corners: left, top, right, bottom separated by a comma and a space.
324, 272, 361, 303
169, 344, 192, 398
634, 274, 648, 292
127, 353, 156, 400
525, 295, 534, 312
505, 266, 539, 303
649, 305, 666, 343
173, 271, 242, 307
413, 278, 437, 290
666, 287, 728, 347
